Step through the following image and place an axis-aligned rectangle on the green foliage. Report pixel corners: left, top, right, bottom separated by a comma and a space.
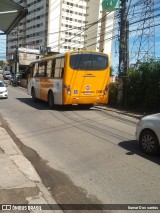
124, 61, 160, 112
0, 61, 4, 67
108, 82, 118, 106
124, 68, 143, 106
110, 66, 114, 76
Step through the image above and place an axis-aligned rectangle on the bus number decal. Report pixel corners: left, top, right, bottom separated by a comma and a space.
96, 90, 103, 93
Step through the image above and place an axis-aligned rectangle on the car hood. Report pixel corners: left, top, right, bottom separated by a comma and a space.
142, 113, 160, 121
0, 87, 7, 92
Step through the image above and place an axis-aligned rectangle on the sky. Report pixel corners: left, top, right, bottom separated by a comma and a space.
111, 0, 160, 74
0, 33, 6, 61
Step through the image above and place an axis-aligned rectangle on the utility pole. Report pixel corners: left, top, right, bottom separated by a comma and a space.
117, 0, 129, 105
15, 27, 19, 74
118, 0, 129, 76
99, 10, 106, 52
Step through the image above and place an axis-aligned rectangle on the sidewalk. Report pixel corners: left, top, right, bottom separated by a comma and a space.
0, 125, 63, 213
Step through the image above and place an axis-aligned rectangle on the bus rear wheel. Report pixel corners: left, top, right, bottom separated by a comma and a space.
31, 88, 37, 102
48, 92, 54, 109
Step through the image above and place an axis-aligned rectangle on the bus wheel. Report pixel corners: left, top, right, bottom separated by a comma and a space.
48, 92, 54, 109
31, 88, 37, 102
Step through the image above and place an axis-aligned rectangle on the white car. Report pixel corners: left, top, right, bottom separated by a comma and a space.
136, 113, 160, 155
3, 71, 12, 80
0, 81, 8, 98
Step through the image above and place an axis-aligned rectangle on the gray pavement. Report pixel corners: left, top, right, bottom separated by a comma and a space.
0, 125, 63, 213
0, 76, 143, 213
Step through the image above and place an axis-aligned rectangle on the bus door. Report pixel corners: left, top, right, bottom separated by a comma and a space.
53, 57, 64, 105
32, 62, 41, 99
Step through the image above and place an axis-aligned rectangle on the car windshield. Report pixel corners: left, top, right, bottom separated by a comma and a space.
0, 82, 5, 87
4, 71, 11, 74
16, 74, 22, 77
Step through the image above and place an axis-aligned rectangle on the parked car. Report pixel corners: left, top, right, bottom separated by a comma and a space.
3, 71, 12, 80
136, 113, 160, 155
0, 69, 4, 74
9, 73, 22, 86
0, 80, 8, 98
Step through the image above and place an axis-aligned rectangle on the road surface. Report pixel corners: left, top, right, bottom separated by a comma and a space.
0, 85, 160, 212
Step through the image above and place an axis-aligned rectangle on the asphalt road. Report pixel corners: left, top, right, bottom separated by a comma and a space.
0, 84, 160, 213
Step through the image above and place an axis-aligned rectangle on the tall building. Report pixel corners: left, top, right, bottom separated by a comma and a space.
6, 0, 115, 60
7, 0, 48, 60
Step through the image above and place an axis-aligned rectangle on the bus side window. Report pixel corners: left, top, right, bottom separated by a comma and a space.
60, 58, 65, 78
44, 61, 47, 77
61, 68, 64, 78
54, 58, 61, 78
47, 60, 52, 77
51, 60, 55, 77
33, 62, 39, 77
29, 64, 34, 77
39, 61, 46, 77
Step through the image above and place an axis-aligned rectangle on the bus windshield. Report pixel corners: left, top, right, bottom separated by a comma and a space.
70, 52, 108, 71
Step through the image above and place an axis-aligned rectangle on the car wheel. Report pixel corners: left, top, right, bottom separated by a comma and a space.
48, 92, 54, 109
140, 129, 160, 155
31, 88, 37, 102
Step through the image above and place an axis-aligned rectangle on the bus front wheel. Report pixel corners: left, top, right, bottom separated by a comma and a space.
48, 92, 54, 109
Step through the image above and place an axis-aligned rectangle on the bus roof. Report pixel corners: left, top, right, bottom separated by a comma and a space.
29, 50, 108, 65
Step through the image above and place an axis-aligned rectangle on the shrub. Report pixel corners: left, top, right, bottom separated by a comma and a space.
108, 82, 118, 106
123, 61, 160, 112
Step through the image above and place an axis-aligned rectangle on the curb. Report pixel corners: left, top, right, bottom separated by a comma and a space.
94, 105, 143, 119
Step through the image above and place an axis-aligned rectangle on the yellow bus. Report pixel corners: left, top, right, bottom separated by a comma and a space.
27, 50, 110, 109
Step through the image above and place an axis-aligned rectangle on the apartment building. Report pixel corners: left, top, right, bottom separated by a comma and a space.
7, 0, 48, 60
7, 0, 115, 60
